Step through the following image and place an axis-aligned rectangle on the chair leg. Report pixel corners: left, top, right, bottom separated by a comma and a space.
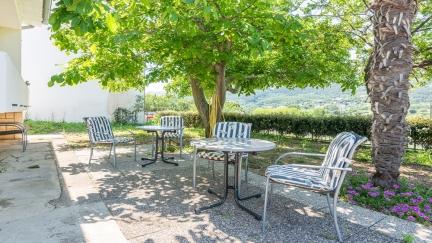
262, 176, 271, 231
108, 144, 113, 159
88, 146, 94, 164
244, 156, 249, 184
112, 143, 117, 168
179, 138, 183, 158
326, 193, 333, 215
192, 147, 198, 188
238, 156, 243, 192
212, 161, 215, 181
268, 183, 273, 207
134, 138, 137, 162
21, 131, 26, 152
327, 193, 343, 242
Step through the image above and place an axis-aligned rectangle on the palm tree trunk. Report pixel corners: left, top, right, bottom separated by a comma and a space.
367, 0, 416, 187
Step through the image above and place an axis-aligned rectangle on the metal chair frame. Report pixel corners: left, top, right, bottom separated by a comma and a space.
83, 117, 137, 168
160, 116, 184, 158
0, 122, 27, 152
262, 132, 367, 242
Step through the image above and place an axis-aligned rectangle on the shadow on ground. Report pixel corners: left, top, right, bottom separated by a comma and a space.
70, 146, 397, 243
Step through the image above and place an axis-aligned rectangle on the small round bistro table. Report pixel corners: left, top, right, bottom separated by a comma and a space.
190, 138, 276, 220
136, 125, 183, 167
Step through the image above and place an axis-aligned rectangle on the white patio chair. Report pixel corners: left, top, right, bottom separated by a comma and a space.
83, 116, 137, 168
160, 116, 184, 158
196, 122, 252, 184
262, 132, 367, 242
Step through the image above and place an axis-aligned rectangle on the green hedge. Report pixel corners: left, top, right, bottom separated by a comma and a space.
158, 111, 432, 149
408, 117, 432, 150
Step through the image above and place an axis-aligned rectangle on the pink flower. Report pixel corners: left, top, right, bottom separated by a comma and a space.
361, 182, 374, 190
368, 191, 380, 198
392, 184, 401, 190
407, 216, 416, 221
400, 192, 414, 197
428, 198, 432, 204
347, 189, 359, 196
384, 190, 396, 198
424, 204, 431, 213
411, 196, 424, 205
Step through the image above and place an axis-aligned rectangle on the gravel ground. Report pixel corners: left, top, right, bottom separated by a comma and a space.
83, 153, 398, 243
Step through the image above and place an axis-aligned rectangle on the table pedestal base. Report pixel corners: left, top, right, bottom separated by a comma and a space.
194, 153, 262, 220
140, 130, 179, 167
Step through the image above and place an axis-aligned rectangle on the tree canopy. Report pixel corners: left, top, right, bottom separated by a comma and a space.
49, 0, 360, 95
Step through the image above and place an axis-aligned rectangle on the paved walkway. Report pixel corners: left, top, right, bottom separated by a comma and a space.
1, 135, 431, 242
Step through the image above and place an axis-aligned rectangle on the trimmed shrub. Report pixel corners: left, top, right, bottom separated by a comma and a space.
158, 111, 432, 149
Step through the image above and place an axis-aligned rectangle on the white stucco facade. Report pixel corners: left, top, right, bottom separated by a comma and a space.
22, 26, 144, 122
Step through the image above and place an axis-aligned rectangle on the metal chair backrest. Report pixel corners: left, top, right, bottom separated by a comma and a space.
321, 132, 366, 190
213, 122, 252, 139
83, 116, 114, 143
160, 116, 184, 136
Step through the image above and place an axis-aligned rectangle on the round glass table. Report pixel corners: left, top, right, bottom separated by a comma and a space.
137, 125, 183, 166
191, 138, 276, 220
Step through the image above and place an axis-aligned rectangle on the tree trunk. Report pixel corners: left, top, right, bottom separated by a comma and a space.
208, 63, 227, 135
368, 0, 416, 187
190, 78, 211, 136
189, 63, 227, 137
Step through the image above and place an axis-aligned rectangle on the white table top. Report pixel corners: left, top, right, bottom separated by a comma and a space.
190, 138, 276, 153
136, 125, 183, 131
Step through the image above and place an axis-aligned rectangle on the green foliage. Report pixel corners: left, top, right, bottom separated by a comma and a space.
134, 94, 195, 112
403, 234, 415, 243
49, 0, 360, 95
158, 111, 371, 138
24, 119, 143, 135
252, 106, 327, 117
317, 0, 432, 83
112, 107, 137, 124
158, 111, 432, 149
25, 120, 86, 134
341, 171, 432, 225
222, 101, 244, 113
408, 116, 432, 150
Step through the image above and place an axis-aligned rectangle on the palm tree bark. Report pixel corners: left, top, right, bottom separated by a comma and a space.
367, 0, 416, 187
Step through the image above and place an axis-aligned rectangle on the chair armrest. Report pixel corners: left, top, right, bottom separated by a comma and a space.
274, 152, 326, 165
0, 122, 26, 132
288, 162, 353, 172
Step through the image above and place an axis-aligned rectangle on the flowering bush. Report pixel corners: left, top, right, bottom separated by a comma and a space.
341, 171, 432, 225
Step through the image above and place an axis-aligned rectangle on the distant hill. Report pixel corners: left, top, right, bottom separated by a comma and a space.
228, 84, 432, 117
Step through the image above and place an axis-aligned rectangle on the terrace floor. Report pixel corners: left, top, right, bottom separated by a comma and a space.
1, 135, 426, 242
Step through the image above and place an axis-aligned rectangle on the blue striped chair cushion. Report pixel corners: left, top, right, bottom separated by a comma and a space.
197, 151, 248, 161
266, 165, 330, 191
198, 122, 252, 162
160, 116, 183, 138
197, 151, 235, 161
84, 117, 134, 144
213, 122, 251, 138
84, 117, 114, 143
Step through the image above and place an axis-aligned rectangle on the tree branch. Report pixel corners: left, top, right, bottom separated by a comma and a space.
413, 60, 432, 69
412, 15, 432, 35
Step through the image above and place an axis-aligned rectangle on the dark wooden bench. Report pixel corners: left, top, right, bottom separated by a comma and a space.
0, 122, 27, 151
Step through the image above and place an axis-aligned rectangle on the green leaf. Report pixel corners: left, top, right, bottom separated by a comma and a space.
106, 14, 118, 33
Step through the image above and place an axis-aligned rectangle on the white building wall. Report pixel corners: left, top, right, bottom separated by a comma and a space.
0, 27, 21, 72
22, 26, 142, 122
